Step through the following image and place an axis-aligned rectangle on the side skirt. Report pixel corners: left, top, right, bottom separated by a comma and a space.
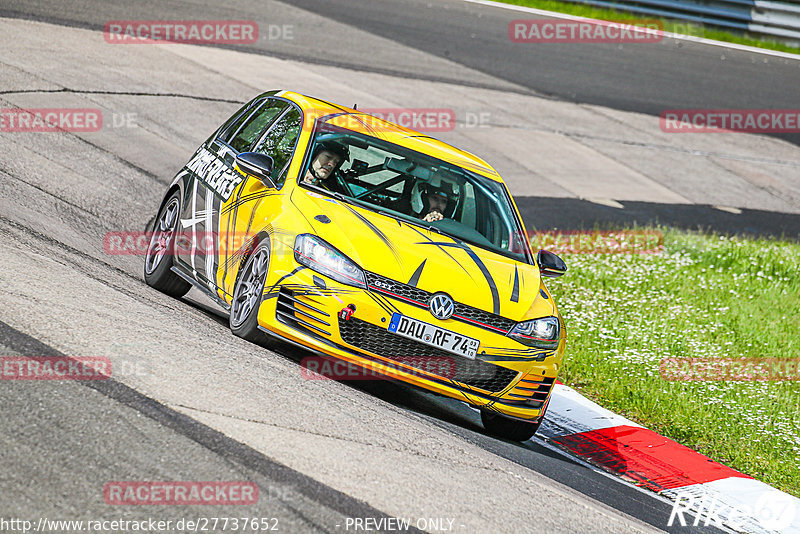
170, 266, 231, 311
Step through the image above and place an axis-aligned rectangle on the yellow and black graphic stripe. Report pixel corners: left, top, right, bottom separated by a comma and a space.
223, 234, 259, 272
510, 265, 520, 303
221, 189, 277, 216
366, 291, 400, 316
403, 223, 474, 281
417, 240, 500, 316
341, 203, 403, 266
407, 259, 426, 287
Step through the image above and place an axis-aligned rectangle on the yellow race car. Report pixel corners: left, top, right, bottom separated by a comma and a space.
144, 90, 567, 441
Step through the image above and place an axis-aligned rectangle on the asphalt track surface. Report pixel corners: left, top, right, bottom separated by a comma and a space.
0, 321, 410, 533
0, 0, 792, 532
515, 197, 800, 236
2, 0, 799, 145
288, 0, 800, 147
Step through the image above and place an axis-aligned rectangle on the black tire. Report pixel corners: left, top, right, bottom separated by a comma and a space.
230, 238, 272, 345
481, 410, 542, 442
144, 191, 191, 298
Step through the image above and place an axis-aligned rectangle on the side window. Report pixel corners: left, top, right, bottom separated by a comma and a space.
216, 100, 262, 145
227, 100, 289, 153
252, 108, 302, 186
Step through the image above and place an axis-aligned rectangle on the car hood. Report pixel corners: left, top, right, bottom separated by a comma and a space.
291, 189, 552, 321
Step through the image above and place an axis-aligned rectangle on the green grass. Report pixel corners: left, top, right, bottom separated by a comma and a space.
543, 228, 800, 496
500, 0, 800, 55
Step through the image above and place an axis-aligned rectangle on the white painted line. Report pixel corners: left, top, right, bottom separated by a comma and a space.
713, 205, 743, 214
460, 0, 800, 61
585, 197, 625, 209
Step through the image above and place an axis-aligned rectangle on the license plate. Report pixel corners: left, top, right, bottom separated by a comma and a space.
388, 313, 479, 359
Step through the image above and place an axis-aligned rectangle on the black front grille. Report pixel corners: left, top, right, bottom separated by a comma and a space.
452, 303, 515, 331
365, 272, 516, 333
338, 316, 518, 394
365, 272, 429, 303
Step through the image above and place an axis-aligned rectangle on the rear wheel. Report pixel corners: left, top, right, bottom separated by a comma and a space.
144, 192, 191, 297
480, 410, 542, 442
230, 238, 272, 345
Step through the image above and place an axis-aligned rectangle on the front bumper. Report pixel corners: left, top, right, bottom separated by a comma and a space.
257, 265, 564, 422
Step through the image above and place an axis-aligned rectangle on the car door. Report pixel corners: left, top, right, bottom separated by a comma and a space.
174, 97, 289, 292
217, 102, 304, 298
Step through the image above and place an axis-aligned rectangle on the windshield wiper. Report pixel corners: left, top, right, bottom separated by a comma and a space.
375, 209, 398, 221
425, 224, 443, 235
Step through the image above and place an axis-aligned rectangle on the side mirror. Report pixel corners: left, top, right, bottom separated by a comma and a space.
235, 152, 276, 188
537, 249, 567, 278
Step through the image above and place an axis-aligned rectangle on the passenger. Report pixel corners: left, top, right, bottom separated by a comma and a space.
415, 175, 461, 223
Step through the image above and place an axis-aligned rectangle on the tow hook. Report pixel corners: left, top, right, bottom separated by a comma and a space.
339, 304, 356, 321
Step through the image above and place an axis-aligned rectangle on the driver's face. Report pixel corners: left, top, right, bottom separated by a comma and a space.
426, 191, 448, 214
312, 151, 341, 179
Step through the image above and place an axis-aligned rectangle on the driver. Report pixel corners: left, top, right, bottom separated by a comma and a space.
416, 175, 461, 223
302, 140, 349, 191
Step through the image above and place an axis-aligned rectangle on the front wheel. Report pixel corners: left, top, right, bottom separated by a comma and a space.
144, 192, 191, 297
481, 410, 542, 442
230, 238, 272, 345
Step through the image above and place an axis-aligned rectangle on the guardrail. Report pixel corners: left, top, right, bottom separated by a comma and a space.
561, 0, 800, 42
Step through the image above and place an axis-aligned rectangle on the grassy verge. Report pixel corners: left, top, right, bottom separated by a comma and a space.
542, 228, 800, 496
499, 0, 800, 55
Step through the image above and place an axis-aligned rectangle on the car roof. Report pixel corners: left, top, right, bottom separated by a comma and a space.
272, 90, 505, 183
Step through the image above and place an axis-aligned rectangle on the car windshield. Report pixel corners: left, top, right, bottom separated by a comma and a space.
299, 125, 531, 263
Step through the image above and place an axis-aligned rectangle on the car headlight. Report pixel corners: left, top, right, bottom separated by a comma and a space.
507, 317, 560, 349
294, 234, 366, 288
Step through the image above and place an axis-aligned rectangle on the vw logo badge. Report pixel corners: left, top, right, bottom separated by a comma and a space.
429, 293, 455, 320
